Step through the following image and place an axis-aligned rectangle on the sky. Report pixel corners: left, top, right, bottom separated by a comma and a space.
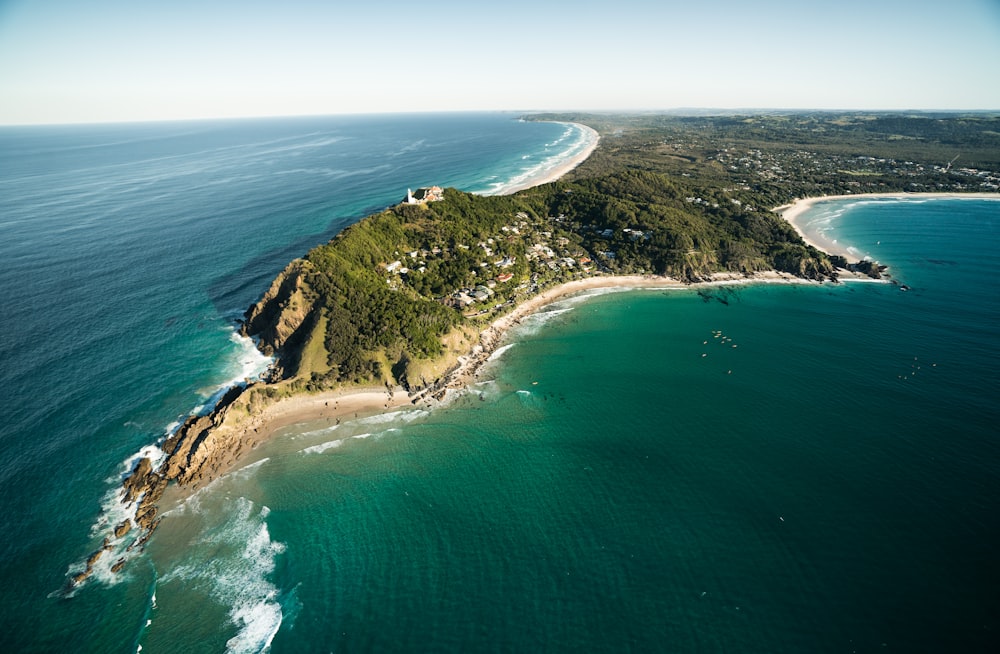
1, 0, 998, 124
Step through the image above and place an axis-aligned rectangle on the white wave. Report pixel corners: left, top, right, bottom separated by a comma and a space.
486, 343, 517, 363
508, 307, 573, 338
59, 440, 177, 593
354, 408, 427, 426
159, 498, 285, 654
192, 329, 274, 412
291, 423, 341, 440
224, 331, 273, 387
302, 439, 344, 455
479, 123, 596, 196
230, 457, 271, 479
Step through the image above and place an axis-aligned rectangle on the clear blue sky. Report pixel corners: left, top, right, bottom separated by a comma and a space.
1, 0, 998, 124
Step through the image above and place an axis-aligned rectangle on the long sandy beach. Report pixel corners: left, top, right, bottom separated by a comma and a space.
499, 123, 600, 194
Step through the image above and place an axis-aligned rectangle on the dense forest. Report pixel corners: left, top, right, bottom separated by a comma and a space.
244, 112, 999, 391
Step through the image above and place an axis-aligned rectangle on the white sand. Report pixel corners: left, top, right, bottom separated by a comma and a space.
499, 123, 600, 194
775, 192, 1000, 261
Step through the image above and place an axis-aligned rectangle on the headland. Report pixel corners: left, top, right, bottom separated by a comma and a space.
85, 111, 1000, 588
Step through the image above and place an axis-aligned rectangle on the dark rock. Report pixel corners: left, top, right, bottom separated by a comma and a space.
847, 260, 887, 279
121, 457, 153, 503
113, 520, 132, 539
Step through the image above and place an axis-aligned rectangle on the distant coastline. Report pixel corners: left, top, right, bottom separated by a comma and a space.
775, 192, 1000, 260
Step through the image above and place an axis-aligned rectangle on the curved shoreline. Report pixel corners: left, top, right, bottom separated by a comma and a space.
213, 270, 855, 478
222, 192, 1000, 461
99, 130, 971, 586
775, 192, 1000, 260
495, 122, 600, 195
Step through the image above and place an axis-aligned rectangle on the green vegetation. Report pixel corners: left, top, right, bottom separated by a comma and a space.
535, 111, 1000, 200
246, 111, 999, 392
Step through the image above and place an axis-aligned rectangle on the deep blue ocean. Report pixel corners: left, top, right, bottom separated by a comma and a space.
1, 115, 998, 653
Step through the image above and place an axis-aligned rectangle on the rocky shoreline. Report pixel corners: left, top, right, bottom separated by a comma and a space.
71, 264, 877, 589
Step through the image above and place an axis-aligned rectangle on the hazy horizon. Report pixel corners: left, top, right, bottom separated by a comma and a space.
2, 0, 999, 126
4, 107, 1000, 129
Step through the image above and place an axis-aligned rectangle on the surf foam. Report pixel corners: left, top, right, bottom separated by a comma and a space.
159, 498, 285, 654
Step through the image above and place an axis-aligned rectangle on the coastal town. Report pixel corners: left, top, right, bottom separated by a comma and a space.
382, 204, 603, 319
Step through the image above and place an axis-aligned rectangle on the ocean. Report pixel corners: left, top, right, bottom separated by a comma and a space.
1, 116, 998, 653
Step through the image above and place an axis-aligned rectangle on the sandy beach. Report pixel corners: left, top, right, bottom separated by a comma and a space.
211, 151, 1000, 481
224, 269, 846, 471
499, 123, 600, 195
775, 192, 1000, 260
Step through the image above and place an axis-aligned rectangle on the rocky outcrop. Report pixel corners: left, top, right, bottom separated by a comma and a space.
83, 381, 266, 586
86, 260, 324, 587
113, 520, 131, 539
72, 538, 112, 585
161, 384, 250, 484
848, 260, 887, 279
241, 259, 316, 359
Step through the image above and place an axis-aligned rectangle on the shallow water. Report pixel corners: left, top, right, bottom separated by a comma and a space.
0, 113, 591, 651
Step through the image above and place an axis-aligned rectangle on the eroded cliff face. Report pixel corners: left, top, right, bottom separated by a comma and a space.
160, 384, 259, 485
241, 258, 321, 380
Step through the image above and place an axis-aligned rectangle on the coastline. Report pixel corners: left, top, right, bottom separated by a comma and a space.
198, 150, 985, 485
169, 122, 603, 481
213, 270, 854, 483
775, 192, 1000, 260
498, 122, 600, 195
215, 192, 1000, 474
99, 146, 929, 582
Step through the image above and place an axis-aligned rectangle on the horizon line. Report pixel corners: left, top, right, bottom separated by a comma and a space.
3, 107, 1000, 128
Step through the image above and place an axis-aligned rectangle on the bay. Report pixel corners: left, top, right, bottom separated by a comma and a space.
1, 113, 997, 652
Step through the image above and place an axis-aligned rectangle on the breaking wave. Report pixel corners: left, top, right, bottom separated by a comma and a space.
159, 498, 286, 654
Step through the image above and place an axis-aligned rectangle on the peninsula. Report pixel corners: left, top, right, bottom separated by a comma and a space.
84, 112, 1000, 585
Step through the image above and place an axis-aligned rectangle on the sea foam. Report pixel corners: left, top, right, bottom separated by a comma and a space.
159, 498, 285, 654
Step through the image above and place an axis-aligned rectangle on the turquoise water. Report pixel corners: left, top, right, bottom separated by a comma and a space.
0, 114, 589, 651
146, 197, 998, 653
1, 116, 998, 652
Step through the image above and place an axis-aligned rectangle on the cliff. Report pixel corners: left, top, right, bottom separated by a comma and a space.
240, 258, 319, 380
